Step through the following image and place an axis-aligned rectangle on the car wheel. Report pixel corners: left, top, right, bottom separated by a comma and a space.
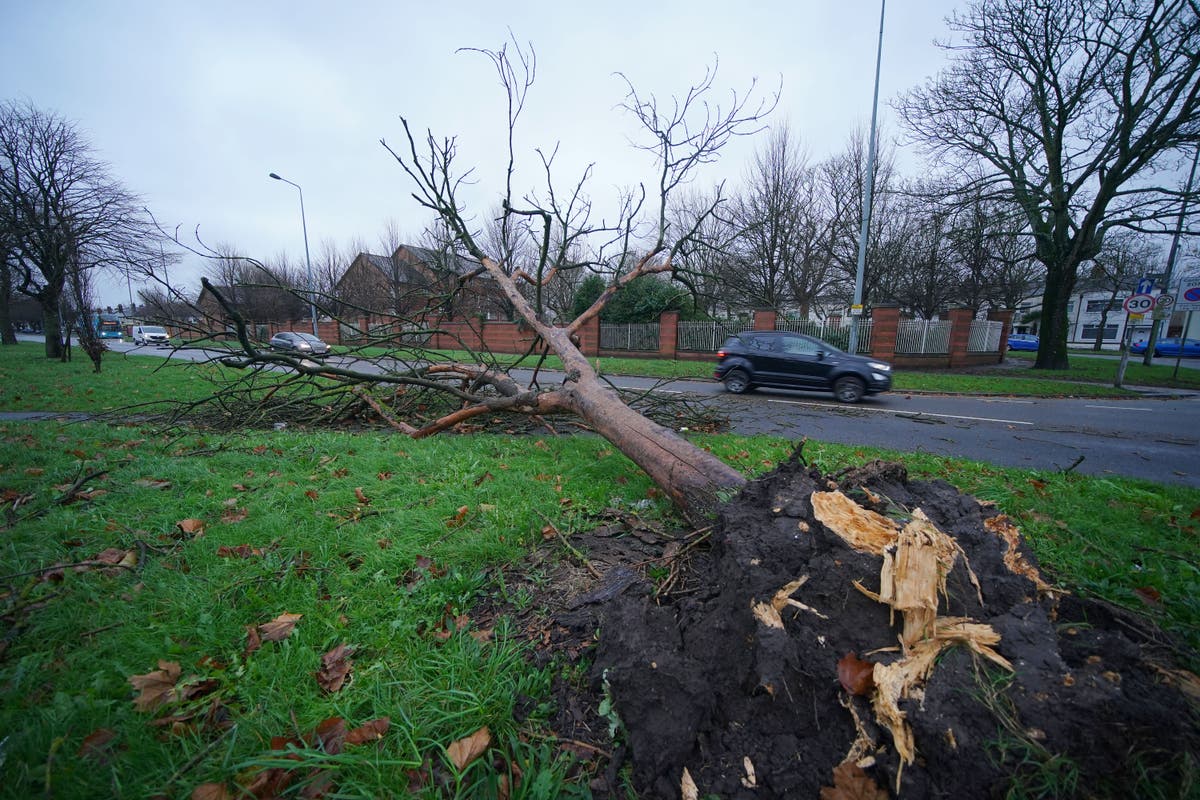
833, 376, 866, 403
723, 369, 751, 394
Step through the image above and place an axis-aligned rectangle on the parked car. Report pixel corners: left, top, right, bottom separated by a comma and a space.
1130, 337, 1200, 357
713, 331, 892, 403
268, 331, 331, 358
1007, 333, 1039, 351
132, 325, 171, 346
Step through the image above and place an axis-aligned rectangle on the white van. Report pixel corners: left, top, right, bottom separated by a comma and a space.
132, 325, 171, 346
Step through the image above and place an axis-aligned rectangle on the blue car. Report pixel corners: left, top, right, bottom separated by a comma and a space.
1007, 333, 1039, 351
1130, 337, 1200, 357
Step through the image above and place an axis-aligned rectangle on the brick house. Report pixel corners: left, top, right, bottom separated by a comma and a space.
333, 245, 508, 322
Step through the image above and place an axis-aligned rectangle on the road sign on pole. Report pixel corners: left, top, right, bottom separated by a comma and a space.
1122, 294, 1156, 314
1177, 280, 1200, 310
1137, 277, 1156, 294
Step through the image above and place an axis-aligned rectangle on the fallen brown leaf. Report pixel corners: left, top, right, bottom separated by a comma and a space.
346, 717, 390, 745
133, 478, 172, 490
216, 544, 264, 559
315, 644, 354, 693
446, 726, 491, 770
310, 717, 346, 755
446, 506, 470, 528
129, 660, 181, 712
305, 489, 319, 501
78, 728, 118, 762
191, 783, 232, 800
244, 624, 262, 658
220, 506, 248, 524
259, 612, 302, 642
354, 487, 371, 505
820, 761, 888, 800
837, 652, 875, 696
176, 518, 206, 537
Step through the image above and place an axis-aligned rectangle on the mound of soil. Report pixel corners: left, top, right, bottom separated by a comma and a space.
482, 453, 1200, 798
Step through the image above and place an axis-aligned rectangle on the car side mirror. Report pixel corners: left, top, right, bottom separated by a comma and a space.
816, 350, 826, 361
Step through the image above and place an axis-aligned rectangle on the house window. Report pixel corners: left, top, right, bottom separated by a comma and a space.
1085, 299, 1119, 313
1066, 301, 1074, 313
1080, 324, 1119, 340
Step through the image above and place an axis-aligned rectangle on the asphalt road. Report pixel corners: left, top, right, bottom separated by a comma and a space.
18, 336, 1200, 488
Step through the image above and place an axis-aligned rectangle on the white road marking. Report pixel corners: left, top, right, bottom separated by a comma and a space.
1084, 405, 1152, 412
765, 399, 1034, 426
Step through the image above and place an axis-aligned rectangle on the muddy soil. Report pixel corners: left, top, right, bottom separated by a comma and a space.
481, 453, 1199, 799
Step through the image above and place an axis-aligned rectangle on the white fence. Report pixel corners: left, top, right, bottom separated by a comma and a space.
894, 320, 952, 354
600, 322, 659, 351
775, 318, 874, 354
968, 320, 1004, 352
676, 320, 755, 352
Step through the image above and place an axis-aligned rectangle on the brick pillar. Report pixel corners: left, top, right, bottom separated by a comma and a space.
658, 310, 679, 359
576, 315, 600, 356
870, 304, 900, 361
753, 308, 778, 331
988, 308, 1016, 363
947, 306, 976, 367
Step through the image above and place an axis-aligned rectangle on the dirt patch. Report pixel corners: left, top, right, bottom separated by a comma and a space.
481, 452, 1199, 798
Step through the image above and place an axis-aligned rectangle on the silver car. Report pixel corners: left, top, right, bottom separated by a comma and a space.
268, 331, 331, 358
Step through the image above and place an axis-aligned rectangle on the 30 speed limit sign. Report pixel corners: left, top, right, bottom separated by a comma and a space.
1123, 293, 1156, 314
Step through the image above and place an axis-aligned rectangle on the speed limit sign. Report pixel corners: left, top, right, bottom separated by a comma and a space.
1155, 293, 1175, 311
1123, 293, 1156, 314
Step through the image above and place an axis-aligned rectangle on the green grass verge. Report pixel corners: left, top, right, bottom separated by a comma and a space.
1004, 351, 1200, 390
1, 421, 1196, 798
0, 343, 237, 413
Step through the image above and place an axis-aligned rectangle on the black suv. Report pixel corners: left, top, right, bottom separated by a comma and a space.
714, 331, 892, 403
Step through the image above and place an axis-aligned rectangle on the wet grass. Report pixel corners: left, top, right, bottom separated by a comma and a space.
1, 413, 1196, 797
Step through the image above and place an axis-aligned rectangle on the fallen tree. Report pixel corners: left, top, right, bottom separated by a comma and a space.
159, 40, 775, 523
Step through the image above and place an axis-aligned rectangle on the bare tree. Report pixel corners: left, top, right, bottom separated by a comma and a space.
0, 100, 162, 358
885, 189, 959, 318
896, 0, 1200, 369
820, 127, 902, 312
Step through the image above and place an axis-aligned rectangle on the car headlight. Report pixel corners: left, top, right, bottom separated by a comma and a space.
868, 361, 891, 372
298, 343, 311, 350
871, 372, 888, 381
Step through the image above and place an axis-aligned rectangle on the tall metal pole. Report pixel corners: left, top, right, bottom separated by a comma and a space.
848, 0, 886, 355
269, 172, 318, 337
1143, 144, 1199, 365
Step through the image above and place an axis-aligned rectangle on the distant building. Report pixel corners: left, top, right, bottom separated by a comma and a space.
333, 245, 507, 321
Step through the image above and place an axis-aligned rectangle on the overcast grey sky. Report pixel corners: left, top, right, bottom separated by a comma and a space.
1, 0, 963, 307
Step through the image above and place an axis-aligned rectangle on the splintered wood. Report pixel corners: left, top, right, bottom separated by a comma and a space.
810, 491, 899, 555
812, 491, 1014, 779
983, 513, 1054, 594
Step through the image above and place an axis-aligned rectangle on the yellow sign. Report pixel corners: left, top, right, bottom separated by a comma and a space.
1129, 313, 1144, 322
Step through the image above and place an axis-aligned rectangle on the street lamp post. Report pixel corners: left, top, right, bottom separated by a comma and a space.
847, 0, 886, 356
268, 172, 318, 337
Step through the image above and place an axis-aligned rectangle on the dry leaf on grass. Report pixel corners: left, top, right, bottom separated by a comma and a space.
244, 624, 262, 658
129, 660, 181, 712
315, 644, 354, 693
133, 478, 172, 490
446, 726, 490, 770
346, 717, 390, 745
216, 544, 264, 559
176, 518, 206, 537
259, 612, 302, 642
77, 728, 118, 763
190, 783, 232, 800
446, 505, 470, 528
354, 487, 371, 505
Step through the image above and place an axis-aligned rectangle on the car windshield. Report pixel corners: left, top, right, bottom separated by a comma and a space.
296, 333, 323, 343
143, 326, 167, 334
